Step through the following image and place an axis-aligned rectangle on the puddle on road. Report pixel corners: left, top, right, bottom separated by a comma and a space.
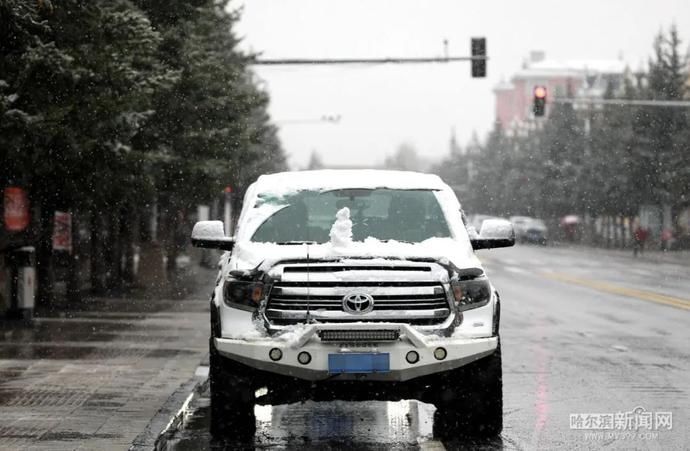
164, 386, 505, 450
168, 397, 435, 450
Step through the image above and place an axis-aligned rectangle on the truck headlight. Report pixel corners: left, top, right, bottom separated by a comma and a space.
450, 276, 491, 311
223, 280, 264, 310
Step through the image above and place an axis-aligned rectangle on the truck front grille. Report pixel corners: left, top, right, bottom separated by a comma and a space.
264, 263, 451, 326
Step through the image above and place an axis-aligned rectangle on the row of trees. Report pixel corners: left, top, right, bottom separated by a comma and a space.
434, 26, 689, 245
1, 0, 286, 302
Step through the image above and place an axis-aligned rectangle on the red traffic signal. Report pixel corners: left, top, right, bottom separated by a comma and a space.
534, 86, 547, 99
533, 85, 547, 116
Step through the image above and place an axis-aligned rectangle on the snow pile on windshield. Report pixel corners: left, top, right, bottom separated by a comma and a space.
329, 207, 353, 247
235, 170, 466, 243
229, 169, 476, 269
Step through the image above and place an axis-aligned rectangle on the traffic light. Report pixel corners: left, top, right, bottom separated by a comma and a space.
533, 85, 547, 116
471, 38, 486, 78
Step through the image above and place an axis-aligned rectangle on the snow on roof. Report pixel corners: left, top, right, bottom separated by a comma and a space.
252, 169, 449, 197
493, 81, 515, 91
514, 59, 627, 79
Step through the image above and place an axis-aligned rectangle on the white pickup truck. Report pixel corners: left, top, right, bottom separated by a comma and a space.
191, 170, 514, 438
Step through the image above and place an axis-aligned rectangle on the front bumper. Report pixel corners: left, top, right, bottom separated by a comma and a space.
215, 323, 497, 382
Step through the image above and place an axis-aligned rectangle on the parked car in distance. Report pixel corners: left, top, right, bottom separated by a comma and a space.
509, 216, 548, 245
509, 216, 531, 239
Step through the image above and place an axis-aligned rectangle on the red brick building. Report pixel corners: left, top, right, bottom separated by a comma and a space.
494, 52, 627, 133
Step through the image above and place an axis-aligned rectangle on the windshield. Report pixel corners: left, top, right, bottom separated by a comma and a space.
251, 189, 451, 243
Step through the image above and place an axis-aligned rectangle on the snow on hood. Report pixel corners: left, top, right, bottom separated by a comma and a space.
230, 236, 480, 273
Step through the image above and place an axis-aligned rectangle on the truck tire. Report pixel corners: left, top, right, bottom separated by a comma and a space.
209, 337, 256, 440
433, 340, 503, 438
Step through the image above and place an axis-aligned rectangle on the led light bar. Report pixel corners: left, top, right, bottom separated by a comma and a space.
319, 329, 400, 342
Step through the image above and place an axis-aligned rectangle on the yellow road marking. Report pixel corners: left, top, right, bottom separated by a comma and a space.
542, 272, 690, 311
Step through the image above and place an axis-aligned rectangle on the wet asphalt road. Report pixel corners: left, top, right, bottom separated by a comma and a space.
164, 245, 689, 450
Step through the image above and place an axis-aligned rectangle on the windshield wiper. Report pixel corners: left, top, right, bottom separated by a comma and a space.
274, 240, 318, 245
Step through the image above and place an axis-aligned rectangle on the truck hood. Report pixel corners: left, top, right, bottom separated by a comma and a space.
229, 237, 483, 273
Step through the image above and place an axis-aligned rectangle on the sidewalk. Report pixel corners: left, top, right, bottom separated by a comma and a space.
0, 265, 214, 450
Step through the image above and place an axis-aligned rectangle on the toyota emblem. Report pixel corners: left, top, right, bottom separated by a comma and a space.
342, 292, 375, 314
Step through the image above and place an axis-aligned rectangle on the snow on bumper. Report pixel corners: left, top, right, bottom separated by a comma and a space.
214, 323, 497, 381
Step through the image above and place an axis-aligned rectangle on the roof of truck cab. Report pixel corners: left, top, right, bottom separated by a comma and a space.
252, 170, 449, 196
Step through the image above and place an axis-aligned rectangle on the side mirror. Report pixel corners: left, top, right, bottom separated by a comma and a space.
471, 218, 515, 250
191, 221, 235, 251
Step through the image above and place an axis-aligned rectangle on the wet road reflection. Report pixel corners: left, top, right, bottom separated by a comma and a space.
165, 382, 504, 450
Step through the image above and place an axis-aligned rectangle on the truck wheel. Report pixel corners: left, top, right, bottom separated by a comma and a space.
433, 341, 503, 438
209, 338, 256, 440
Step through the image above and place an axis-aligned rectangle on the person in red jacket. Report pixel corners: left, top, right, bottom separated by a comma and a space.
633, 226, 649, 257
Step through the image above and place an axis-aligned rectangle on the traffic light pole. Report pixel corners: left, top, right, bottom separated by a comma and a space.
251, 38, 488, 78
252, 56, 486, 66
553, 97, 690, 108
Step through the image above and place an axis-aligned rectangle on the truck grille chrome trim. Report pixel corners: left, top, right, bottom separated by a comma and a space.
283, 265, 432, 273
265, 263, 451, 326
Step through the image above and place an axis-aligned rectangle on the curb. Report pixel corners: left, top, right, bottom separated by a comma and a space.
129, 361, 208, 451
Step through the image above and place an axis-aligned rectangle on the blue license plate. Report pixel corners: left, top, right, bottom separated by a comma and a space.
328, 353, 390, 374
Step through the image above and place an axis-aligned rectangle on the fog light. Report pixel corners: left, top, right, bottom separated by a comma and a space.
406, 351, 419, 364
269, 348, 282, 361
434, 347, 447, 361
297, 351, 311, 365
